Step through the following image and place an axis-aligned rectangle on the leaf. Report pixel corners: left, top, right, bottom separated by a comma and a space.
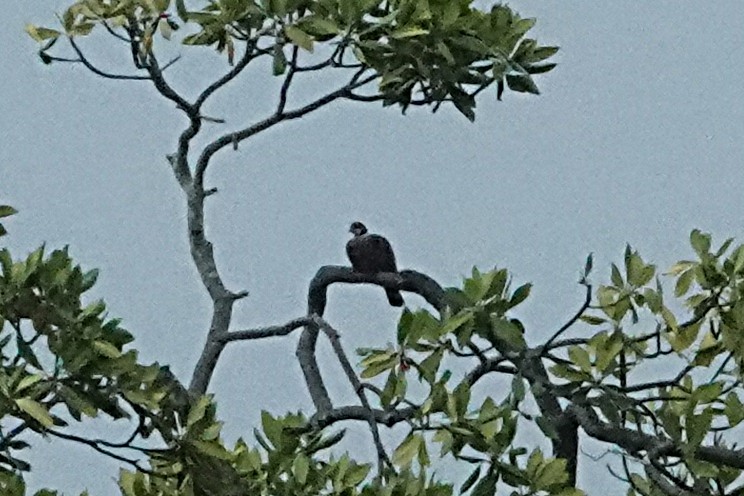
686, 408, 713, 447
272, 45, 287, 75
690, 229, 711, 257
93, 340, 121, 358
284, 25, 313, 52
392, 433, 421, 468
0, 205, 18, 218
733, 245, 744, 273
187, 396, 212, 428
25, 25, 61, 42
490, 317, 526, 351
14, 374, 43, 394
509, 283, 531, 307
81, 268, 99, 292
191, 440, 232, 460
397, 308, 413, 345
523, 45, 559, 63
293, 454, 309, 484
533, 457, 568, 490
418, 349, 443, 384
297, 15, 339, 37
568, 346, 592, 374
15, 398, 54, 427
470, 471, 497, 496
459, 465, 481, 494
674, 269, 695, 297
583, 252, 594, 277
506, 73, 539, 94
158, 18, 174, 40
391, 27, 429, 39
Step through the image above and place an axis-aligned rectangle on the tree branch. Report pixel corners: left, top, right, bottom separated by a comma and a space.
66, 37, 150, 81
569, 404, 744, 470
541, 282, 592, 353
193, 72, 378, 190
297, 266, 446, 415
220, 316, 311, 343
311, 315, 393, 475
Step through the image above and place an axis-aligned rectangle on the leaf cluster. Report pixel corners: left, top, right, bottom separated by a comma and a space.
26, 0, 558, 120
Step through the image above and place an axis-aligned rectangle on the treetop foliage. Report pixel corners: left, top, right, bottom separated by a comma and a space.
26, 0, 558, 120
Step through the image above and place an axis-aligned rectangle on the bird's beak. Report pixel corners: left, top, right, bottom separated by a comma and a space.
348, 227, 354, 233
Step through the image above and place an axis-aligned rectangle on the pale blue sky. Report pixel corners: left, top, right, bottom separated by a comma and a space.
2, 1, 743, 494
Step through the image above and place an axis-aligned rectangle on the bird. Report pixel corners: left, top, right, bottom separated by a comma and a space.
346, 221, 404, 307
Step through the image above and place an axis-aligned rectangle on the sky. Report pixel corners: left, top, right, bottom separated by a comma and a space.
2, 1, 744, 494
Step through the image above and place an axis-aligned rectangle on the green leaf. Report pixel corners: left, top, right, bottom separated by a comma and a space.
260, 410, 282, 448
724, 393, 744, 426
686, 408, 713, 447
523, 45, 559, 63
418, 349, 443, 383
567, 346, 592, 374
284, 25, 314, 52
459, 465, 481, 494
690, 229, 711, 257
272, 45, 287, 75
674, 269, 695, 297
470, 471, 497, 496
391, 27, 429, 39
14, 374, 43, 394
509, 283, 531, 307
533, 457, 568, 490
490, 317, 526, 351
187, 395, 212, 428
392, 433, 421, 468
296, 15, 339, 37
16, 398, 54, 427
25, 24, 61, 42
293, 454, 309, 484
93, 340, 121, 358
733, 245, 744, 273
81, 268, 99, 292
192, 440, 232, 460
0, 205, 18, 218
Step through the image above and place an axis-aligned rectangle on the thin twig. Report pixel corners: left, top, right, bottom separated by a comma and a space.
542, 283, 592, 353
220, 316, 311, 343
311, 315, 394, 476
67, 37, 150, 80
193, 72, 378, 189
276, 45, 299, 114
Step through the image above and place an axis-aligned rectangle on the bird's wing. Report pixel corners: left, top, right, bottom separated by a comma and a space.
347, 234, 398, 273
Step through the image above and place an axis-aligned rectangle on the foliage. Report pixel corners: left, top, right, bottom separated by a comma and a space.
3, 194, 744, 495
26, 0, 558, 121
16, 2, 744, 495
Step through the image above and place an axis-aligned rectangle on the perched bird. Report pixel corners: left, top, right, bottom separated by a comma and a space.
346, 221, 404, 307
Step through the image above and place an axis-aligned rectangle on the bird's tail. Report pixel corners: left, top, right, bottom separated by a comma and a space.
386, 289, 404, 307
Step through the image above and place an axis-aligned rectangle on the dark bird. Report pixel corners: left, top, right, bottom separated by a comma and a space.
346, 222, 404, 307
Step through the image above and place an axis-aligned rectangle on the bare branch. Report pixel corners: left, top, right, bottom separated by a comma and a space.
193, 72, 378, 190
144, 55, 193, 114
46, 429, 154, 474
309, 405, 419, 430
194, 41, 272, 110
297, 265, 445, 418
276, 46, 299, 114
542, 282, 592, 353
312, 315, 393, 475
220, 316, 311, 343
66, 37, 150, 81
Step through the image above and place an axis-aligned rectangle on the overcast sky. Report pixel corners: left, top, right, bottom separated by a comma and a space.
2, 1, 743, 494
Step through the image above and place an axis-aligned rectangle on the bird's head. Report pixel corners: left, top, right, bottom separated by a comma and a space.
349, 221, 368, 236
